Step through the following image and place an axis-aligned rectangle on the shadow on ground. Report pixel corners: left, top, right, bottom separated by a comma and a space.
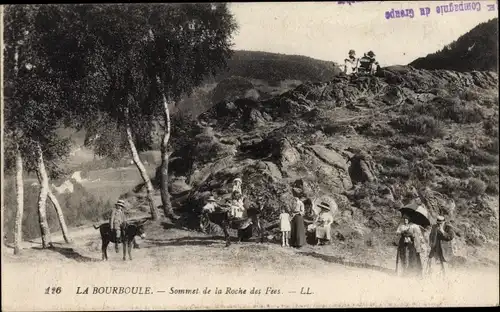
142, 236, 227, 247
299, 251, 396, 276
32, 245, 101, 263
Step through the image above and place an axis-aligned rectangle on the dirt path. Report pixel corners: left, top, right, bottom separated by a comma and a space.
2, 219, 499, 310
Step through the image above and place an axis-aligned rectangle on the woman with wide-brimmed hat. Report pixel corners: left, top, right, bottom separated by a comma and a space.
313, 203, 334, 246
395, 212, 424, 277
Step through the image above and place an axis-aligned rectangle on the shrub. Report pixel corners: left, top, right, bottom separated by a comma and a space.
378, 154, 407, 167
447, 141, 498, 166
434, 148, 470, 168
409, 97, 484, 124
483, 117, 499, 138
390, 114, 445, 138
486, 181, 500, 195
382, 165, 411, 180
438, 178, 464, 198
466, 178, 487, 196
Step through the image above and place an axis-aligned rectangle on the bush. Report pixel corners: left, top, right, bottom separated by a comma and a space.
409, 97, 484, 124
389, 114, 445, 138
382, 165, 411, 180
438, 178, 464, 197
434, 148, 470, 168
466, 178, 487, 196
483, 117, 499, 138
378, 154, 407, 167
447, 141, 498, 166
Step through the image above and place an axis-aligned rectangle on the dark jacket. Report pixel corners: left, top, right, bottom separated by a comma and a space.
428, 223, 454, 262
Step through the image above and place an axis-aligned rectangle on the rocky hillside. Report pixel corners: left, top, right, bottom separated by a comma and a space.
166, 66, 499, 266
410, 18, 498, 72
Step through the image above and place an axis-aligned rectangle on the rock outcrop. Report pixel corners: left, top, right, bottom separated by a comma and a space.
169, 67, 498, 265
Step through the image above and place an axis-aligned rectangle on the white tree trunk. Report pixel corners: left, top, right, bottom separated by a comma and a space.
47, 191, 71, 243
36, 143, 52, 248
125, 121, 159, 220
159, 91, 175, 218
13, 146, 24, 255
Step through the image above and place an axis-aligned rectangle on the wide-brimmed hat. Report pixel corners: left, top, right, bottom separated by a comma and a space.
233, 178, 242, 184
115, 199, 126, 209
367, 51, 375, 57
349, 49, 356, 55
207, 196, 216, 202
436, 215, 445, 222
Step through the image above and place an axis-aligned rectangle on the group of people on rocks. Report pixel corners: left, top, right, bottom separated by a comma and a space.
107, 175, 455, 278
344, 49, 379, 75
396, 211, 455, 278
201, 177, 335, 248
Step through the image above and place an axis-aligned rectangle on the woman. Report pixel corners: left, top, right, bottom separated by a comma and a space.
314, 204, 334, 245
396, 214, 424, 277
289, 197, 306, 248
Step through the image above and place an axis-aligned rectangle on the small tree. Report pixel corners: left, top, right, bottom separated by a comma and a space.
48, 4, 238, 220
4, 5, 74, 249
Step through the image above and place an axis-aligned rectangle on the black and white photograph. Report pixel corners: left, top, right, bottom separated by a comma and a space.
1, 1, 499, 310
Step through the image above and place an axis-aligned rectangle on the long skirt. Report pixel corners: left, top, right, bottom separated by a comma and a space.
290, 214, 306, 248
396, 239, 423, 277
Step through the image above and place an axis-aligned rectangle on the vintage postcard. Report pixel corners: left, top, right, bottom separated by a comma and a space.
1, 1, 499, 310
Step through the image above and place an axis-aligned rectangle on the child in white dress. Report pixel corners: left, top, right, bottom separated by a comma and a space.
279, 207, 291, 247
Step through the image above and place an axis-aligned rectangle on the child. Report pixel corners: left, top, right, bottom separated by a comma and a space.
230, 192, 245, 219
110, 199, 127, 253
279, 207, 291, 247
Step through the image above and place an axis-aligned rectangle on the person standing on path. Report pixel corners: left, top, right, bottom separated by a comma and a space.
289, 197, 306, 248
279, 207, 291, 247
427, 215, 455, 277
396, 214, 424, 277
110, 199, 127, 253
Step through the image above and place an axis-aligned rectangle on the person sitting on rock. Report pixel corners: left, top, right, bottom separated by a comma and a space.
232, 178, 243, 196
344, 49, 359, 75
314, 203, 334, 245
358, 51, 379, 75
202, 196, 218, 213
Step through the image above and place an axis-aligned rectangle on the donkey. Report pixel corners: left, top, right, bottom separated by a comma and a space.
200, 206, 264, 247
94, 220, 147, 261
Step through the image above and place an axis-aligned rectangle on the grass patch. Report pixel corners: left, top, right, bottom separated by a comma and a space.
409, 97, 485, 124
3, 177, 114, 243
389, 114, 445, 138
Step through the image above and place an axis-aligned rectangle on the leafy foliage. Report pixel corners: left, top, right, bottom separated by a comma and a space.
4, 5, 74, 176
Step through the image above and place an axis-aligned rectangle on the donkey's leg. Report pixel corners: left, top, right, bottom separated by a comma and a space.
122, 237, 127, 261
222, 221, 231, 247
102, 241, 108, 261
254, 216, 264, 243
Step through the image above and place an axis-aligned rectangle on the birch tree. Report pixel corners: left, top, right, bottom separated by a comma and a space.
4, 5, 73, 249
52, 4, 237, 220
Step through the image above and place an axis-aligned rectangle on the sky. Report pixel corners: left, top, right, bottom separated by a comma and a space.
229, 1, 498, 66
